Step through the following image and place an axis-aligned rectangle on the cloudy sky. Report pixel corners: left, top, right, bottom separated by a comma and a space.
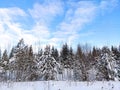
0, 0, 120, 51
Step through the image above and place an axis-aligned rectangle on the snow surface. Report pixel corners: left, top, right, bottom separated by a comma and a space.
0, 81, 120, 90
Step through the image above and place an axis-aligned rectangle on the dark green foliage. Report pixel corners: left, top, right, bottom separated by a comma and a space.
60, 43, 70, 68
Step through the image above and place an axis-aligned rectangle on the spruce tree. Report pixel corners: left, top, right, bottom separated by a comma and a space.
96, 47, 118, 81
60, 43, 70, 68
2, 50, 9, 81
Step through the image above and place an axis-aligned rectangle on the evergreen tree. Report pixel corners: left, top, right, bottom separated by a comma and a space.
111, 46, 120, 80
11, 39, 37, 81
92, 47, 101, 60
73, 45, 83, 81
9, 47, 15, 59
76, 44, 89, 81
51, 46, 59, 61
60, 43, 70, 68
96, 46, 118, 81
2, 50, 9, 63
111, 46, 120, 60
37, 45, 61, 80
0, 48, 1, 61
9, 39, 29, 81
38, 48, 43, 57
2, 50, 9, 81
69, 47, 74, 69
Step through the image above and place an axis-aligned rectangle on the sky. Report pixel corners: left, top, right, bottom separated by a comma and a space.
0, 0, 120, 52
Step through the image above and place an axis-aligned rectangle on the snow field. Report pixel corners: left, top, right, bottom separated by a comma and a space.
0, 81, 120, 90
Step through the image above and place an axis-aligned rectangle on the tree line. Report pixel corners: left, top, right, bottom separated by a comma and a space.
0, 39, 120, 82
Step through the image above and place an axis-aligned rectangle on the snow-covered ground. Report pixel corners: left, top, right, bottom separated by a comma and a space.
0, 81, 120, 90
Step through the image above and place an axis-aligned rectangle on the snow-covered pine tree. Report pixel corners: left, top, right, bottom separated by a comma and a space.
8, 39, 37, 81
2, 50, 9, 65
73, 56, 81, 81
0, 48, 1, 61
60, 43, 70, 68
9, 47, 15, 59
51, 46, 59, 62
38, 49, 43, 57
12, 39, 27, 81
0, 48, 3, 80
67, 47, 74, 80
60, 44, 75, 80
86, 47, 101, 81
1, 50, 9, 81
25, 45, 38, 81
118, 46, 120, 80
96, 47, 118, 81
111, 46, 120, 81
37, 45, 61, 80
68, 47, 74, 69
73, 45, 83, 81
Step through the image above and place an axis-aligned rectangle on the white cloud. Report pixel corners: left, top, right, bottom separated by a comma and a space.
0, 7, 27, 52
53, 1, 97, 46
28, 0, 64, 25
22, 23, 51, 47
26, 0, 65, 50
31, 23, 50, 38
0, 0, 119, 52
99, 0, 119, 14
0, 6, 51, 52
52, 0, 119, 47
0, 7, 26, 22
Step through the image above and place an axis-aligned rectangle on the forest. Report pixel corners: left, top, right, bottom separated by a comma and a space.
0, 39, 120, 82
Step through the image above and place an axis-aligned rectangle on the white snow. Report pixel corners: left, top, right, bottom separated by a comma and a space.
0, 81, 120, 90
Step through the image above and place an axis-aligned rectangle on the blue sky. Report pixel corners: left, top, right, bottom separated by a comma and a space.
0, 0, 120, 51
